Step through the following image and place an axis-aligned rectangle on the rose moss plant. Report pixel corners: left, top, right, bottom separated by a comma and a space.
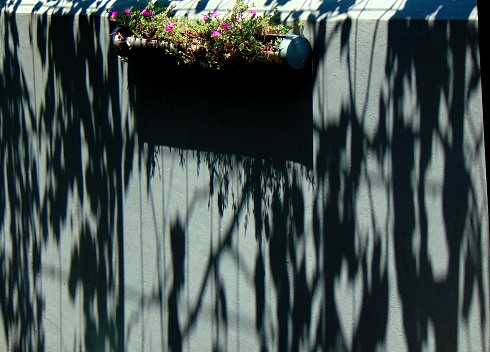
109, 0, 301, 69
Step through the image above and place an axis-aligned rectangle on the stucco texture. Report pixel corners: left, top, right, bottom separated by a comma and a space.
0, 0, 488, 351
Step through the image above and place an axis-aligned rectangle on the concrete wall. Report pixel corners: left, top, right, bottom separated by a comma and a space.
0, 0, 487, 351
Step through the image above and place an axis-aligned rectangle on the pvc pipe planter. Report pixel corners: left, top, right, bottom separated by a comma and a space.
112, 29, 312, 70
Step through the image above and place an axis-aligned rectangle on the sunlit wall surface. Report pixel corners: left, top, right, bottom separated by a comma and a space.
0, 0, 487, 351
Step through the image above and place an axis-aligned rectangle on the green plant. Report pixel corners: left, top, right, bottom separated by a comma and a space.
109, 0, 296, 69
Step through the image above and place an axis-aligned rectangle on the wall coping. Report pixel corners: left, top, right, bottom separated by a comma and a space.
1, 0, 479, 23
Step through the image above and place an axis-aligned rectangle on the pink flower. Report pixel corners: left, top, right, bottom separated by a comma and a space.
212, 11, 220, 18
221, 24, 231, 30
141, 10, 152, 17
249, 9, 257, 17
166, 23, 177, 32
203, 15, 209, 22
110, 11, 118, 19
212, 30, 221, 37
123, 9, 132, 15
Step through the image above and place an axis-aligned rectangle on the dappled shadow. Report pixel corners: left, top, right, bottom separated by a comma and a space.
0, 9, 44, 351
130, 11, 485, 351
136, 7, 484, 352
387, 19, 485, 351
0, 0, 487, 351
0, 4, 138, 351
309, 12, 485, 352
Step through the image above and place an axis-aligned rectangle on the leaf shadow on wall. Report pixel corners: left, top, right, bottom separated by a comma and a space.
0, 10, 132, 352
127, 49, 314, 352
130, 53, 313, 169
386, 19, 486, 352
310, 16, 486, 352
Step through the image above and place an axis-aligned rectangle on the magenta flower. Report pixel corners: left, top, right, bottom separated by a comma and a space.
141, 10, 152, 17
212, 11, 220, 18
203, 15, 209, 22
249, 9, 257, 17
123, 9, 132, 15
221, 24, 231, 30
166, 23, 177, 32
110, 11, 118, 19
212, 30, 222, 37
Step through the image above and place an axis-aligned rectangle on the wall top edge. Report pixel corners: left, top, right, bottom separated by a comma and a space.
1, 0, 479, 22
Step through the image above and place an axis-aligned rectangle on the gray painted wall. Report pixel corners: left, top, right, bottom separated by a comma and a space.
0, 0, 488, 351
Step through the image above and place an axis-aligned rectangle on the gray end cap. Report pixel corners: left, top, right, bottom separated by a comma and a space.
279, 35, 312, 69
